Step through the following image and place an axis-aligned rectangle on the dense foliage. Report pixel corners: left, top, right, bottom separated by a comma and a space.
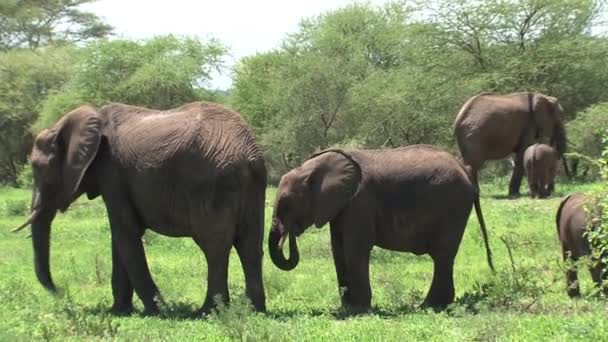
232, 0, 608, 180
0, 47, 78, 184
0, 0, 607, 185
35, 35, 228, 131
585, 130, 608, 281
0, 0, 112, 50
565, 103, 608, 179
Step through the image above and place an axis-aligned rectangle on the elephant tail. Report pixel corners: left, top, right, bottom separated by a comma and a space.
474, 194, 495, 273
237, 158, 267, 247
555, 194, 572, 237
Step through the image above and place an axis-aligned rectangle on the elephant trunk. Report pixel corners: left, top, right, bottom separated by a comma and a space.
268, 218, 299, 271
27, 186, 57, 293
32, 212, 56, 292
552, 120, 567, 157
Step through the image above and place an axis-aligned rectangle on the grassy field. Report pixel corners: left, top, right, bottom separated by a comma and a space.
1, 179, 607, 341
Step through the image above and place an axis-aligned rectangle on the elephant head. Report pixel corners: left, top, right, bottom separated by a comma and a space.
13, 106, 103, 292
532, 94, 567, 157
268, 150, 361, 271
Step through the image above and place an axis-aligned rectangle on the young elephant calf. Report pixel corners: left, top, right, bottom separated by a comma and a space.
556, 193, 607, 297
524, 143, 559, 198
268, 145, 495, 312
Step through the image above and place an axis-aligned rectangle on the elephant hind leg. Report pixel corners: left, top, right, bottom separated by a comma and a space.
563, 249, 581, 298
234, 237, 266, 312
423, 253, 455, 309
194, 235, 232, 316
589, 260, 608, 296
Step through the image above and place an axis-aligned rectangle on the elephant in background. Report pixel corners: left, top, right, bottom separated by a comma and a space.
268, 145, 494, 312
454, 92, 567, 197
13, 102, 267, 315
556, 193, 607, 297
524, 143, 559, 198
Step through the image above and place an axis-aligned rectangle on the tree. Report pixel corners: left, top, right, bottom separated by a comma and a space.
0, 0, 112, 50
36, 35, 228, 130
0, 47, 78, 184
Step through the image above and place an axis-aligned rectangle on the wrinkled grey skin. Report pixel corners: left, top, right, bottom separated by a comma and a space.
14, 102, 267, 315
556, 193, 607, 297
268, 145, 494, 312
524, 143, 559, 198
454, 92, 567, 197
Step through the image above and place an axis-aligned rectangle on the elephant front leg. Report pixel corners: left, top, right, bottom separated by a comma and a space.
509, 151, 525, 197
330, 224, 349, 308
110, 240, 134, 315
111, 232, 163, 315
342, 237, 373, 314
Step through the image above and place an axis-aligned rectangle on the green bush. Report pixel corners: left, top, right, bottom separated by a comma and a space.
566, 103, 608, 179
16, 163, 32, 189
585, 130, 608, 281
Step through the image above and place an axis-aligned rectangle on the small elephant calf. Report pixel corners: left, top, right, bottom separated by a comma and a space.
556, 193, 607, 297
524, 143, 559, 198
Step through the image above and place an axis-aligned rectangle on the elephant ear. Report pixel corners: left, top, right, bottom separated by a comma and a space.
308, 150, 361, 228
56, 106, 103, 209
532, 94, 556, 139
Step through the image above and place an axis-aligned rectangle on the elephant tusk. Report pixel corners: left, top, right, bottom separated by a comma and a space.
278, 234, 287, 251
11, 210, 38, 233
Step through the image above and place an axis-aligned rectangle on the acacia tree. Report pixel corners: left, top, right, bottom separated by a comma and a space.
0, 48, 78, 184
36, 35, 228, 130
0, 0, 112, 50
232, 0, 608, 182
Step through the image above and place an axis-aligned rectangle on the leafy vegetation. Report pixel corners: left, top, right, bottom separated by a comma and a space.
1, 1, 608, 338
0, 0, 112, 50
232, 0, 608, 180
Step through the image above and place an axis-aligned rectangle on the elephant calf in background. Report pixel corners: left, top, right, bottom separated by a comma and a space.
268, 145, 495, 312
13, 102, 267, 315
454, 92, 566, 197
556, 193, 607, 297
524, 143, 559, 198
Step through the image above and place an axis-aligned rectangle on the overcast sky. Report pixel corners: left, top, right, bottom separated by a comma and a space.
83, 0, 390, 89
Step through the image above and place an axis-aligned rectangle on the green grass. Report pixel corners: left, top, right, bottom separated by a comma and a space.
1, 179, 607, 341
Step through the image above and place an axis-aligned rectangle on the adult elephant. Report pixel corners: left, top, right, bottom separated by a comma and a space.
454, 92, 567, 197
13, 102, 267, 315
268, 145, 495, 312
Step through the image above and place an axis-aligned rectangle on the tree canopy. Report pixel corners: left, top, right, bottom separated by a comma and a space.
231, 0, 608, 180
0, 0, 112, 50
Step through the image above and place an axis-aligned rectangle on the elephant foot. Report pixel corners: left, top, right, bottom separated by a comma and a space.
419, 300, 449, 312
508, 193, 521, 200
141, 305, 160, 316
110, 303, 134, 316
567, 288, 581, 298
341, 303, 371, 316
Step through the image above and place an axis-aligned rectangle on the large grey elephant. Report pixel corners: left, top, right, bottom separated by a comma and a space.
524, 143, 559, 198
13, 102, 267, 315
454, 92, 567, 197
267, 145, 495, 312
556, 193, 607, 297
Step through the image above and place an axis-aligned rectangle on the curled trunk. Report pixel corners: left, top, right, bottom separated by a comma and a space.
268, 223, 299, 271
